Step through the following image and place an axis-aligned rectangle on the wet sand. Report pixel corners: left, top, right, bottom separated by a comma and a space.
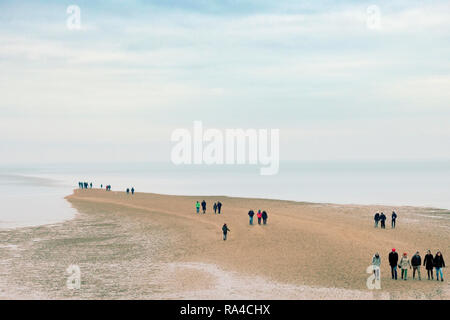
1, 189, 449, 299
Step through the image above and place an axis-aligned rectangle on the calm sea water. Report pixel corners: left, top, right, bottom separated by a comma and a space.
1, 160, 449, 228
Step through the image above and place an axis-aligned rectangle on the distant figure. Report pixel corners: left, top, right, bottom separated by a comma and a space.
374, 212, 380, 228
411, 251, 422, 280
424, 250, 434, 280
399, 253, 411, 280
391, 211, 397, 228
217, 201, 222, 214
213, 203, 218, 214
248, 210, 255, 225
101, 184, 103, 189
222, 223, 230, 241
389, 248, 399, 280
379, 212, 386, 229
126, 188, 130, 194
434, 251, 445, 282
262, 211, 268, 225
196, 201, 200, 213
131, 187, 134, 195
201, 200, 206, 214
257, 210, 262, 225
372, 253, 381, 281
84, 182, 88, 189
90, 182, 92, 189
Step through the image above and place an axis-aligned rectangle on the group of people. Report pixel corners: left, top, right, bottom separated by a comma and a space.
126, 187, 135, 195
196, 200, 223, 214
248, 210, 268, 225
374, 211, 397, 229
78, 182, 92, 189
372, 249, 446, 282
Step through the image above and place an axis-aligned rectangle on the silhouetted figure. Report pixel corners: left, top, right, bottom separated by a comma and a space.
222, 223, 230, 241
126, 188, 130, 194
213, 202, 218, 214
217, 201, 222, 214
379, 212, 386, 229
391, 211, 397, 228
434, 251, 445, 282
389, 248, 399, 280
131, 187, 134, 195
248, 210, 255, 225
424, 250, 434, 280
262, 211, 268, 225
374, 212, 380, 228
201, 200, 206, 214
411, 251, 422, 280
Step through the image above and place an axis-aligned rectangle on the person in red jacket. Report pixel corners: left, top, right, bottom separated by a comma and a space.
257, 210, 262, 225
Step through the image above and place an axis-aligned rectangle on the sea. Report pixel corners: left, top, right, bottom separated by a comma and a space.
0, 160, 449, 229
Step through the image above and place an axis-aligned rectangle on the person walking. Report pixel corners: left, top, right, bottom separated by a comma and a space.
201, 200, 206, 214
379, 212, 386, 229
399, 252, 412, 280
411, 251, 422, 280
131, 187, 134, 195
126, 188, 130, 194
217, 201, 222, 214
196, 201, 200, 214
434, 251, 445, 282
374, 212, 380, 228
213, 202, 218, 214
248, 210, 255, 225
257, 210, 262, 225
222, 223, 230, 241
262, 211, 268, 225
391, 211, 397, 228
424, 250, 434, 280
389, 248, 399, 280
372, 253, 381, 281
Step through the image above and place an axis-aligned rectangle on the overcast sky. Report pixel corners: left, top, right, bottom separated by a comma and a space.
1, 0, 449, 164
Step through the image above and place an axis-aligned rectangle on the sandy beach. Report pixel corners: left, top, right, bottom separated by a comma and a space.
0, 189, 449, 299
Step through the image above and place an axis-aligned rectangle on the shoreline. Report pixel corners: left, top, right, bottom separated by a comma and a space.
65, 189, 449, 299
1, 188, 448, 299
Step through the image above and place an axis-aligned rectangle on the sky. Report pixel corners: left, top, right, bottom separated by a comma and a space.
0, 0, 449, 164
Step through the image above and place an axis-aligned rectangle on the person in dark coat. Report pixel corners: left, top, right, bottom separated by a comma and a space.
424, 250, 434, 280
213, 202, 218, 214
201, 200, 206, 214
262, 211, 268, 225
374, 212, 380, 228
411, 251, 422, 280
389, 248, 399, 280
434, 251, 445, 282
126, 188, 130, 194
248, 210, 255, 225
222, 223, 230, 241
379, 212, 386, 229
131, 187, 134, 195
217, 201, 222, 214
391, 211, 397, 228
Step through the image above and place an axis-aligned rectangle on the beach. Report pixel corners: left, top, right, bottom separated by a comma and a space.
1, 188, 449, 299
